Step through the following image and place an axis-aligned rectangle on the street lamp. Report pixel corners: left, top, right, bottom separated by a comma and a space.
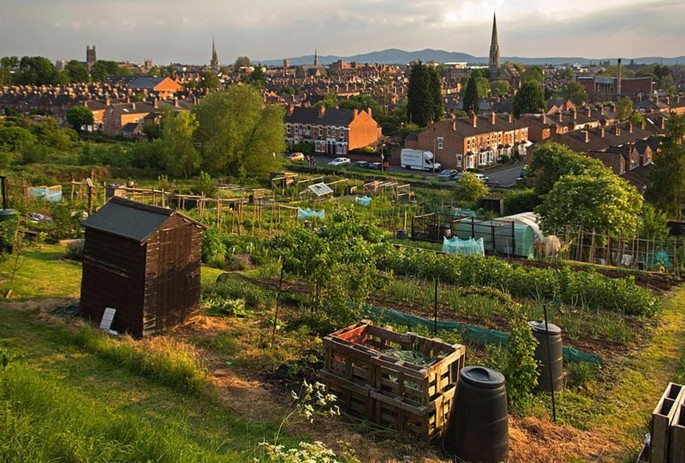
432, 125, 436, 174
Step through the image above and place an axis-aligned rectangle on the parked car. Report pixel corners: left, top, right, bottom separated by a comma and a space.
437, 169, 459, 180
328, 157, 351, 166
367, 162, 383, 170
287, 152, 305, 162
455, 172, 490, 182
353, 160, 369, 168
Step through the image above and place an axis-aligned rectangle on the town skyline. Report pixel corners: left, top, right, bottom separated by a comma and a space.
1, 0, 684, 65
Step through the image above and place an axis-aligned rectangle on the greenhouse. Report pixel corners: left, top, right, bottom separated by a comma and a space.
452, 218, 536, 258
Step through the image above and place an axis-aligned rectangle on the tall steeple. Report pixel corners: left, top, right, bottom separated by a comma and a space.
488, 13, 500, 78
210, 37, 220, 71
314, 48, 319, 67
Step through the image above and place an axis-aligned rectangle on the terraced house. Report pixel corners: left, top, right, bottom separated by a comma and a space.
284, 105, 382, 155
404, 112, 529, 170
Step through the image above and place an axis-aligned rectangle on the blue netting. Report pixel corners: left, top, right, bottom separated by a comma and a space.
442, 236, 485, 256
452, 207, 477, 218
355, 196, 372, 207
297, 208, 325, 221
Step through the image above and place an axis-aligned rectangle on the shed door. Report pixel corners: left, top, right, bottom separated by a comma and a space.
156, 225, 192, 329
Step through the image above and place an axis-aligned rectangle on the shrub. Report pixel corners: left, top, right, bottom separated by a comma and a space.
64, 239, 84, 261
201, 228, 226, 268
203, 277, 275, 312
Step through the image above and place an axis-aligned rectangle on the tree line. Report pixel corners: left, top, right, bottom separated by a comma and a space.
0, 55, 136, 86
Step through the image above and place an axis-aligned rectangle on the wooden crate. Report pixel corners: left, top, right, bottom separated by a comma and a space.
671, 403, 685, 463
651, 383, 685, 463
321, 322, 466, 440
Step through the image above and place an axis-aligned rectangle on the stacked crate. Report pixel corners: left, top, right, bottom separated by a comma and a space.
650, 382, 685, 463
321, 322, 466, 440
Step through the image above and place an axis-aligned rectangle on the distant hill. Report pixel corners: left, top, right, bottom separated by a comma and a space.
260, 48, 685, 67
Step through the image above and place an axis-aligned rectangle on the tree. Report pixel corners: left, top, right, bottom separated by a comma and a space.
161, 111, 200, 178
536, 165, 643, 237
616, 96, 633, 121
462, 77, 479, 113
428, 66, 444, 122
193, 84, 285, 177
0, 56, 18, 85
338, 94, 382, 117
407, 62, 431, 126
528, 142, 604, 195
521, 65, 543, 84
512, 80, 544, 118
490, 79, 510, 97
198, 70, 220, 91
454, 173, 489, 204
563, 81, 588, 106
476, 77, 490, 99
234, 56, 251, 69
638, 204, 670, 241
249, 65, 266, 87
0, 126, 35, 152
66, 106, 94, 132
16, 56, 58, 85
91, 60, 125, 82
65, 60, 89, 83
645, 114, 685, 218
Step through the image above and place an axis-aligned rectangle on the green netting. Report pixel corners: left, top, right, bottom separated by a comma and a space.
354, 196, 372, 207
453, 220, 536, 258
442, 236, 485, 256
361, 305, 601, 366
297, 207, 325, 221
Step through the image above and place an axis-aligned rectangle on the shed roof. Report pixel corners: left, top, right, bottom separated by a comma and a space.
82, 197, 204, 243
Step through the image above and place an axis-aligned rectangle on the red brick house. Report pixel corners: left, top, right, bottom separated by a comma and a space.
285, 106, 381, 155
404, 113, 529, 170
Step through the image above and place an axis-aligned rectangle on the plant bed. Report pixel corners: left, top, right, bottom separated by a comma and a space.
321, 321, 465, 440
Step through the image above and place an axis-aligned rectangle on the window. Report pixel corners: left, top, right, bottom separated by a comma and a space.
437, 137, 444, 150
286, 125, 291, 135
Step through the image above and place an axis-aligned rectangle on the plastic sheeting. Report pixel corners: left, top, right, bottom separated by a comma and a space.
453, 219, 536, 258
362, 305, 601, 366
354, 196, 372, 207
452, 207, 477, 218
442, 236, 485, 256
28, 187, 62, 202
297, 207, 325, 221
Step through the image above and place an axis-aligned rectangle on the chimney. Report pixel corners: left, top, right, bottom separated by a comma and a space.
600, 127, 605, 138
583, 130, 589, 143
626, 121, 633, 133
153, 98, 158, 109
661, 117, 666, 130
617, 58, 622, 96
558, 111, 563, 122
587, 107, 592, 117
367, 107, 372, 118
542, 113, 547, 124
599, 106, 605, 116
287, 103, 294, 115
507, 113, 512, 123
318, 105, 326, 118
353, 109, 358, 118
470, 111, 477, 127
614, 125, 621, 136
666, 96, 671, 106
131, 102, 136, 110
570, 108, 577, 121
173, 98, 179, 108
490, 112, 496, 125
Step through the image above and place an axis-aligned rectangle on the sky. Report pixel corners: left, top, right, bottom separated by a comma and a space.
1, 0, 683, 65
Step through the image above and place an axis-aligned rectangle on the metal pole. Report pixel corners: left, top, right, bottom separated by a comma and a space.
272, 258, 286, 345
543, 303, 557, 422
433, 277, 438, 336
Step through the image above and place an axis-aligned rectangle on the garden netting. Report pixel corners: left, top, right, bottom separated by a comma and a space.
354, 196, 372, 207
442, 237, 485, 256
297, 208, 325, 221
362, 305, 601, 366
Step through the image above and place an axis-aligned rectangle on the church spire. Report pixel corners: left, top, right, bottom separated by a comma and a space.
314, 48, 319, 67
488, 13, 500, 78
210, 37, 220, 71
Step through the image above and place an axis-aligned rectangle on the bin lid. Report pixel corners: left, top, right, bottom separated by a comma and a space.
528, 320, 562, 335
460, 366, 505, 389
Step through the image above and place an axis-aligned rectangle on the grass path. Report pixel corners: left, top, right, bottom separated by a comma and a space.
0, 303, 292, 462
588, 287, 685, 461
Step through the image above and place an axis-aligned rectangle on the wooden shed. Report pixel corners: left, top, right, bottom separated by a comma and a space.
80, 197, 206, 337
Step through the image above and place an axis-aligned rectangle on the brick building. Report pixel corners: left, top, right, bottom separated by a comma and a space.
577, 76, 653, 101
405, 112, 529, 170
285, 106, 381, 155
